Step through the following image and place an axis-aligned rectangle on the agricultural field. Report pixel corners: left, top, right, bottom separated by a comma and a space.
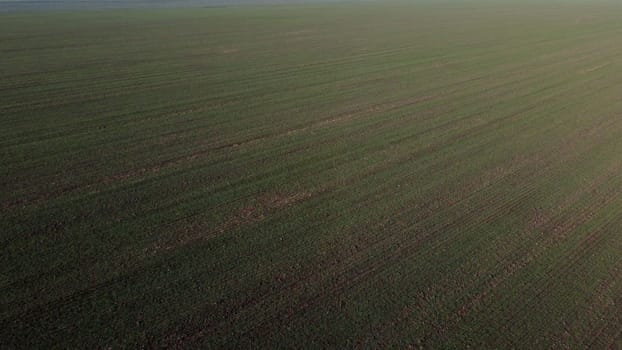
2, 1, 622, 348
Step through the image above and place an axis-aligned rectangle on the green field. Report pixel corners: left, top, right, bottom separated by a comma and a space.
2, 1, 622, 348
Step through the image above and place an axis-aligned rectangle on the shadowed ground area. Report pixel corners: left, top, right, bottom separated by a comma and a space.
1, 1, 622, 347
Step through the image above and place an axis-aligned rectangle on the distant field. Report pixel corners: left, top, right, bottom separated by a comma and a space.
0, 0, 346, 12
2, 1, 622, 348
